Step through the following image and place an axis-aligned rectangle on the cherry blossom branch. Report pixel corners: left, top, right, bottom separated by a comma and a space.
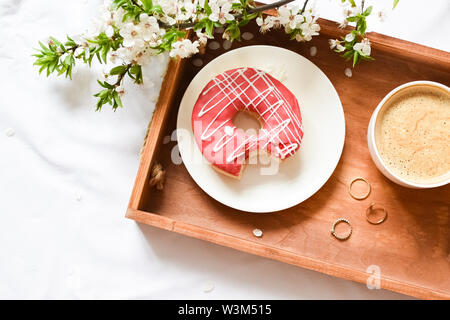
33, 0, 400, 111
161, 0, 297, 29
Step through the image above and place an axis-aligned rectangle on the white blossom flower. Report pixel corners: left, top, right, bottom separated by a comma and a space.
133, 48, 157, 65
256, 16, 263, 26
169, 39, 200, 58
256, 16, 274, 33
115, 85, 125, 96
100, 67, 113, 84
88, 1, 125, 37
153, 0, 178, 25
343, 4, 362, 17
196, 30, 213, 46
345, 32, 355, 42
156, 0, 178, 16
120, 23, 145, 48
100, 10, 115, 37
338, 19, 348, 29
73, 36, 90, 58
329, 39, 345, 52
353, 38, 371, 56
209, 1, 234, 24
299, 11, 320, 41
113, 8, 126, 26
139, 13, 161, 45
329, 39, 338, 49
277, 6, 320, 41
278, 5, 303, 30
177, 0, 196, 21
115, 47, 134, 63
295, 33, 305, 42
105, 25, 114, 37
277, 5, 291, 24
109, 51, 119, 64
269, 15, 282, 29
222, 31, 231, 41
339, 3, 361, 28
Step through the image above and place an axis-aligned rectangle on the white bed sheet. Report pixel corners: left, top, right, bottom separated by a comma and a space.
0, 0, 448, 299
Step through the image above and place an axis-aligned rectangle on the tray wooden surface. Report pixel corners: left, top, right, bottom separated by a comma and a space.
127, 18, 450, 300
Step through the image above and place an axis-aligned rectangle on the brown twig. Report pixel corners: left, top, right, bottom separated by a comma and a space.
247, 0, 296, 14
114, 64, 132, 87
131, 0, 145, 12
301, 0, 310, 13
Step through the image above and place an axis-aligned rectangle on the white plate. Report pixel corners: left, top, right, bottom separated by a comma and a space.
177, 45, 345, 213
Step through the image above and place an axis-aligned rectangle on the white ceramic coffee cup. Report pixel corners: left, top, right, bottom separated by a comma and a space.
367, 80, 450, 189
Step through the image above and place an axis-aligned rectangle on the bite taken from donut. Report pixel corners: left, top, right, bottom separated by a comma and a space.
192, 67, 304, 179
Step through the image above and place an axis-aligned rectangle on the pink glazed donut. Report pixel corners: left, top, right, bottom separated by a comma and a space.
192, 67, 304, 179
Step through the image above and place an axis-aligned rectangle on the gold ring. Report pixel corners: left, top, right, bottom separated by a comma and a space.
331, 218, 352, 240
348, 177, 371, 200
366, 202, 388, 225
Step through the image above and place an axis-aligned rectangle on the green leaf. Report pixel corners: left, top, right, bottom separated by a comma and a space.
357, 17, 367, 35
352, 51, 359, 67
204, 0, 212, 15
101, 44, 110, 63
63, 53, 73, 66
38, 41, 49, 52
113, 91, 123, 108
150, 5, 163, 15
393, 0, 399, 9
129, 65, 143, 84
193, 19, 207, 32
363, 6, 373, 16
224, 21, 241, 42
141, 0, 153, 12
97, 80, 115, 89
361, 55, 374, 61
110, 65, 127, 75
232, 3, 242, 10
342, 50, 353, 60
205, 20, 214, 36
49, 37, 62, 47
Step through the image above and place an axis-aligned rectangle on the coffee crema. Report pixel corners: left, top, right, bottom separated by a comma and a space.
375, 86, 450, 184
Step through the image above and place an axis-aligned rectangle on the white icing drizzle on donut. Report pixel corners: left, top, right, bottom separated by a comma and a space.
224, 126, 234, 136
198, 67, 303, 162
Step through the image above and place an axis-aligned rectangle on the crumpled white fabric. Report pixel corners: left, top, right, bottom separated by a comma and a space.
0, 0, 448, 299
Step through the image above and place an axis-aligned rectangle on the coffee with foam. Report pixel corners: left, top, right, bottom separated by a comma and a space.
375, 86, 450, 184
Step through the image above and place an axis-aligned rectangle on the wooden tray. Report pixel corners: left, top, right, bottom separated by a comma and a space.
126, 18, 450, 300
